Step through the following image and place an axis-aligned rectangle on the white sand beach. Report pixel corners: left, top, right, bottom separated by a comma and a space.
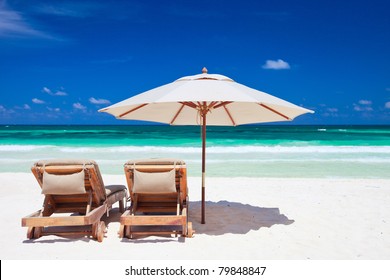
1, 173, 390, 260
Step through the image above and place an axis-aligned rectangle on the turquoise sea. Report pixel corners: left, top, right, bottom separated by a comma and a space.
0, 125, 389, 178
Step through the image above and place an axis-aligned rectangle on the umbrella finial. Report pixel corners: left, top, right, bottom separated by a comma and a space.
202, 67, 208, 74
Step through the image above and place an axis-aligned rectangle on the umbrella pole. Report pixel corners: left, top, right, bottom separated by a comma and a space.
201, 112, 206, 224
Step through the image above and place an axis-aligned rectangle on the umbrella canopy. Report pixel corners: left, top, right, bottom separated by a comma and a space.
100, 68, 313, 126
99, 68, 314, 223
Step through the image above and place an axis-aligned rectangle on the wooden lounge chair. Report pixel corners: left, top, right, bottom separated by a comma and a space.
119, 158, 194, 239
21, 159, 127, 242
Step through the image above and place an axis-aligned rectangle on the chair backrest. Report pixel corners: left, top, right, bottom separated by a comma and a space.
124, 158, 188, 205
31, 159, 107, 207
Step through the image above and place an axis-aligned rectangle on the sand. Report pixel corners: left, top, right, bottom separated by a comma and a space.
1, 173, 389, 260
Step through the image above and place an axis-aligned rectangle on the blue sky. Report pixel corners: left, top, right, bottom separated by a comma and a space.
0, 0, 389, 125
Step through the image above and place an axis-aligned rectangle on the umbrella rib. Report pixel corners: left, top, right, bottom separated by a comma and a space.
208, 101, 218, 109
223, 105, 236, 126
179, 102, 197, 109
214, 101, 233, 109
259, 103, 291, 120
170, 103, 185, 124
119, 103, 148, 118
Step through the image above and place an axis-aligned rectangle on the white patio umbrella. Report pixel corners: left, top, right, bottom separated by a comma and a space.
99, 67, 313, 224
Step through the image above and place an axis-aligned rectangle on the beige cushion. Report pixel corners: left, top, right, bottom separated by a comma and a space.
35, 159, 97, 166
42, 170, 86, 195
133, 169, 176, 193
125, 158, 185, 166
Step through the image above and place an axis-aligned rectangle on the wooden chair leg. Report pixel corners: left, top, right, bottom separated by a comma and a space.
125, 225, 131, 239
92, 222, 98, 239
119, 198, 125, 213
187, 222, 194, 237
33, 227, 42, 239
118, 224, 125, 238
27, 227, 35, 239
96, 221, 106, 242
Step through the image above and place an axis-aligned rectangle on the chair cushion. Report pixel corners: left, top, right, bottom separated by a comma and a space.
36, 159, 97, 166
125, 158, 185, 166
133, 169, 176, 193
105, 184, 126, 197
41, 170, 86, 195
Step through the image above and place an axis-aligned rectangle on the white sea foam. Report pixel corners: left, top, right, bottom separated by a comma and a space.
202, 158, 390, 163
0, 145, 55, 152
0, 147, 389, 178
203, 145, 390, 154
2, 144, 390, 154
58, 146, 201, 154
57, 145, 390, 154
1, 156, 390, 165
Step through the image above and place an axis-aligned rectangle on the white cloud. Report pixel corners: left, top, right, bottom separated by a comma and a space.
42, 87, 67, 96
14, 104, 31, 110
46, 107, 60, 112
353, 104, 373, 112
262, 59, 291, 70
32, 98, 45, 104
42, 87, 51, 94
55, 90, 67, 96
73, 102, 86, 110
0, 4, 49, 38
358, 100, 372, 105
36, 5, 87, 18
353, 100, 373, 112
0, 105, 15, 114
385, 102, 390, 109
89, 97, 111, 105
327, 108, 339, 113
322, 107, 339, 117
34, 2, 104, 18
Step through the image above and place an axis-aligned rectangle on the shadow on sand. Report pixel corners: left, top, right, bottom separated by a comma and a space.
188, 200, 294, 235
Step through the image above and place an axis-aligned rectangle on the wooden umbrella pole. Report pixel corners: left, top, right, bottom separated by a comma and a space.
201, 110, 206, 224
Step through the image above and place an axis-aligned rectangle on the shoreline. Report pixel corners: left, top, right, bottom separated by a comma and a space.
1, 173, 389, 260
